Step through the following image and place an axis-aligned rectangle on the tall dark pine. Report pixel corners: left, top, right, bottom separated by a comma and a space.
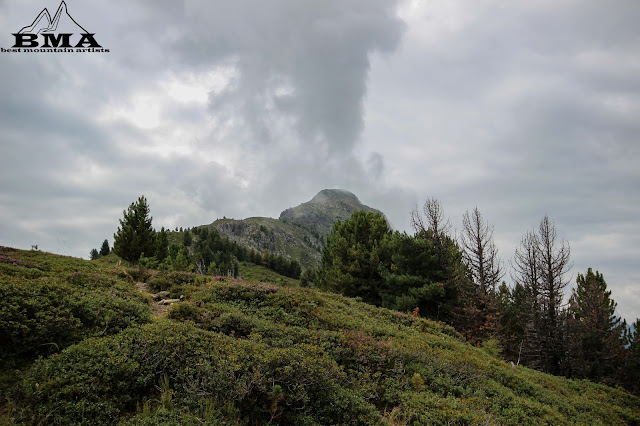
567, 268, 625, 383
318, 211, 392, 306
99, 239, 110, 256
89, 248, 100, 260
497, 282, 528, 364
408, 198, 475, 336
155, 227, 169, 262
623, 320, 640, 394
113, 196, 156, 264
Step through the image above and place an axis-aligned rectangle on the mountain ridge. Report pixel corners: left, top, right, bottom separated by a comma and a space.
202, 189, 381, 268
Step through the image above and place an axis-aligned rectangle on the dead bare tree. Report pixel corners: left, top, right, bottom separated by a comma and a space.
460, 207, 504, 295
512, 229, 543, 370
537, 215, 572, 374
511, 216, 572, 374
411, 197, 451, 241
537, 215, 572, 326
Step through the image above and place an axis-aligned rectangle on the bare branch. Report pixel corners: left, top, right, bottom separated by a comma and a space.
460, 207, 504, 294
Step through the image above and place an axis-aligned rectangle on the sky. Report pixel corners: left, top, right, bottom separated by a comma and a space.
1, 0, 639, 322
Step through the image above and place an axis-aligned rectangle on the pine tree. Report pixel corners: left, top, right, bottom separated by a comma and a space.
623, 319, 640, 394
89, 248, 100, 260
155, 227, 169, 262
497, 282, 528, 364
318, 211, 392, 305
99, 239, 110, 256
567, 268, 625, 383
183, 229, 193, 247
403, 198, 475, 332
113, 196, 156, 265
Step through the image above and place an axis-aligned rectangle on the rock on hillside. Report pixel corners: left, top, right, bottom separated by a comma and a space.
279, 189, 382, 237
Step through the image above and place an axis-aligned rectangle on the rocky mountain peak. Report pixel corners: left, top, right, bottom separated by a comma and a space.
310, 189, 361, 204
279, 189, 380, 237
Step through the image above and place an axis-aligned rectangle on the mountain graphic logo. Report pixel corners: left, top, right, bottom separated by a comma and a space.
10, 1, 105, 50
18, 1, 88, 35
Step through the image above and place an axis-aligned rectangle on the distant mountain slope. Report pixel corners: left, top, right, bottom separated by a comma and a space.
205, 189, 382, 269
206, 217, 323, 268
279, 189, 381, 238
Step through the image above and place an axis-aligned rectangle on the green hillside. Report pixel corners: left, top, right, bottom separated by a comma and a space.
208, 217, 323, 268
1, 246, 639, 425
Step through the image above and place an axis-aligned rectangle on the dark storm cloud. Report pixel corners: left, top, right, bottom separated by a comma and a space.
175, 0, 405, 152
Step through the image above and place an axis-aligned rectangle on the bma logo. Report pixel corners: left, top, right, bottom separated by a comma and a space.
11, 1, 106, 51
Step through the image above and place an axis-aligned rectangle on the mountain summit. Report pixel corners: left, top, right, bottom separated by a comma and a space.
206, 189, 382, 268
279, 189, 381, 238
310, 188, 361, 204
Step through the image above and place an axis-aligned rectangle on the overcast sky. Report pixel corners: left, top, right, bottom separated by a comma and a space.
1, 0, 638, 322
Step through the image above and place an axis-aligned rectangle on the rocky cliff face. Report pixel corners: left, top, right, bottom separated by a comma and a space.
279, 189, 381, 238
206, 189, 381, 269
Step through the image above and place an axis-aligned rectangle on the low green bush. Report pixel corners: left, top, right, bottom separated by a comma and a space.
17, 321, 380, 425
0, 272, 150, 364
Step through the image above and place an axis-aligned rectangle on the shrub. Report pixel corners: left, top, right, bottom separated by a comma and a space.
148, 271, 199, 293
17, 321, 380, 425
0, 273, 150, 365
0, 278, 83, 363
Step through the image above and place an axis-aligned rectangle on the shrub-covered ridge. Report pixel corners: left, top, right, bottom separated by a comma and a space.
1, 247, 639, 425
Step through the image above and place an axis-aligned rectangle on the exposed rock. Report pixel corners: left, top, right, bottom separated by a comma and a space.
157, 295, 184, 306
152, 290, 171, 301
279, 189, 382, 238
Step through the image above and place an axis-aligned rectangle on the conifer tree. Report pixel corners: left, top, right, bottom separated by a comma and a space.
567, 268, 625, 383
89, 248, 100, 260
318, 211, 392, 305
497, 282, 528, 363
155, 227, 169, 262
183, 229, 193, 247
405, 198, 475, 333
113, 196, 156, 265
623, 319, 640, 394
99, 239, 110, 256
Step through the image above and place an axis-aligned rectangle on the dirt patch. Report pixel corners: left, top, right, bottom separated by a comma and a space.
134, 282, 170, 319
134, 281, 150, 293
